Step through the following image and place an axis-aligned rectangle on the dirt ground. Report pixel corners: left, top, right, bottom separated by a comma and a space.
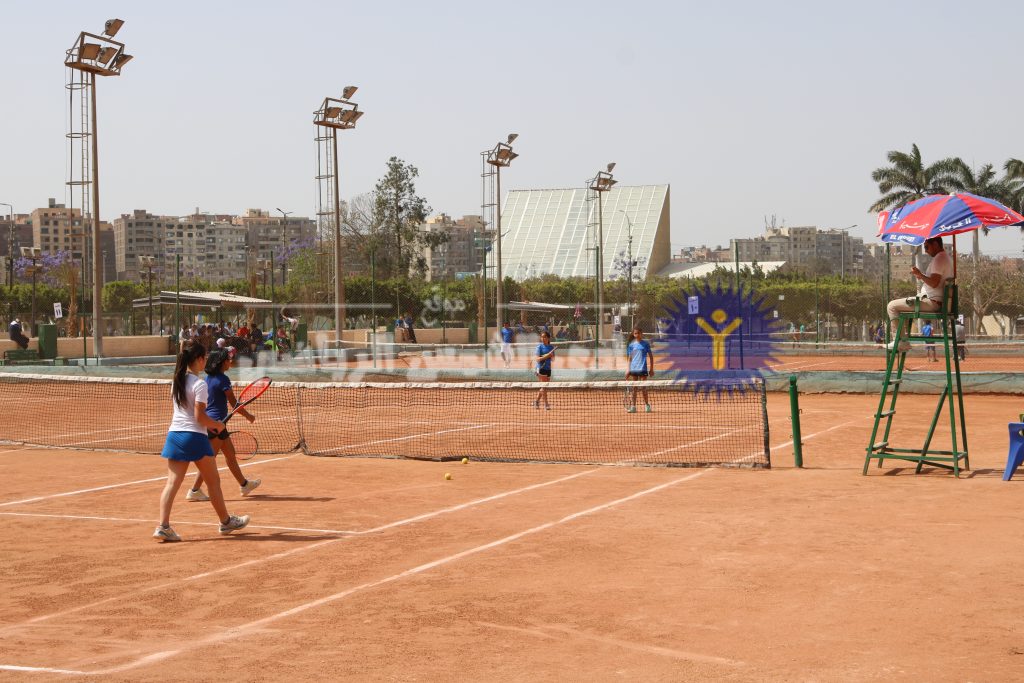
1, 391, 1023, 681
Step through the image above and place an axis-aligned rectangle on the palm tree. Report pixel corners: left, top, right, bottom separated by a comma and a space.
869, 143, 959, 212
944, 159, 1016, 334
1003, 158, 1024, 214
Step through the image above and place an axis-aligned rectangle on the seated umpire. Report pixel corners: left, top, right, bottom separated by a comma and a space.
885, 236, 953, 352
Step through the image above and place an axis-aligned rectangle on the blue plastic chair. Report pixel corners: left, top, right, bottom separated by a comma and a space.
1002, 422, 1024, 481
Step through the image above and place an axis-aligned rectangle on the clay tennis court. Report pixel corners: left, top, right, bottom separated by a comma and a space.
1, 391, 1022, 680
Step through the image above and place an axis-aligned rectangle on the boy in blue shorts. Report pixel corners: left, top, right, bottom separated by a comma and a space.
533, 331, 555, 410
625, 327, 654, 413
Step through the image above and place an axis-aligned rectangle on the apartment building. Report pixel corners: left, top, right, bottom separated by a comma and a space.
420, 213, 487, 281
30, 198, 115, 284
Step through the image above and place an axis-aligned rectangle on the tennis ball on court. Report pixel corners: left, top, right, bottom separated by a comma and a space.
444, 472, 452, 480
461, 457, 469, 465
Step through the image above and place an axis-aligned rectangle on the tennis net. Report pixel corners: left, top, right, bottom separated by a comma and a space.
0, 373, 770, 468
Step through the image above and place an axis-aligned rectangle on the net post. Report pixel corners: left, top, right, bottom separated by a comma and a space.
789, 374, 803, 468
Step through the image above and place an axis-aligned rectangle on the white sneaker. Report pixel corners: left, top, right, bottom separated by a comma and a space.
153, 525, 181, 542
186, 488, 209, 502
240, 478, 261, 497
219, 514, 251, 534
885, 341, 911, 352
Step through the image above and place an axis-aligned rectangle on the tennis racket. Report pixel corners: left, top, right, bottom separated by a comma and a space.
209, 376, 271, 441
227, 430, 259, 461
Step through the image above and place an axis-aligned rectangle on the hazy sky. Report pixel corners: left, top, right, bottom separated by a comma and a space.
3, 0, 1023, 257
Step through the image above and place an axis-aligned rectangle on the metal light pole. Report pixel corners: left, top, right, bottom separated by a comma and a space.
314, 86, 363, 339
484, 134, 518, 327
619, 209, 635, 331
69, 230, 88, 359
0, 203, 13, 289
65, 18, 132, 358
139, 255, 155, 334
588, 163, 616, 356
174, 253, 181, 340
835, 224, 857, 281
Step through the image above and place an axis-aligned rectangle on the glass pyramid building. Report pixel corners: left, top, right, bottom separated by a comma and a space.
499, 184, 670, 280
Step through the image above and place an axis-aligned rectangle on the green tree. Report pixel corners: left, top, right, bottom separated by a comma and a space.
869, 143, 959, 212
371, 157, 440, 279
943, 159, 1017, 333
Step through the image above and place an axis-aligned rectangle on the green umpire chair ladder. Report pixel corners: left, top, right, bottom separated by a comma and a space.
864, 280, 969, 476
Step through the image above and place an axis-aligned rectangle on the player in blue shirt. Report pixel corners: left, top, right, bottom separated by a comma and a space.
533, 331, 555, 410
500, 321, 515, 368
625, 327, 654, 413
186, 347, 261, 501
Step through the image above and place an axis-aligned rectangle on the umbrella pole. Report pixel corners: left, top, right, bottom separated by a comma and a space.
952, 234, 957, 279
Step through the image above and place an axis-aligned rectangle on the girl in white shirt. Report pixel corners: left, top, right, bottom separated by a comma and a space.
154, 341, 251, 542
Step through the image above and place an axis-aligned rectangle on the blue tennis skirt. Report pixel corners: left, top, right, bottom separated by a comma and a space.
161, 431, 215, 462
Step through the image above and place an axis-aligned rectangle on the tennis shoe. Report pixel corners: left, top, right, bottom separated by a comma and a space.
240, 478, 261, 497
885, 341, 911, 352
533, 400, 540, 409
545, 405, 552, 411
645, 404, 653, 413
626, 406, 637, 413
219, 514, 251, 535
152, 525, 181, 542
186, 488, 209, 502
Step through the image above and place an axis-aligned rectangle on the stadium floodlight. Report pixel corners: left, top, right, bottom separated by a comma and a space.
96, 46, 118, 64
587, 164, 617, 357
80, 43, 102, 60
65, 19, 131, 358
339, 109, 363, 125
313, 88, 363, 335
103, 18, 124, 37
483, 134, 520, 327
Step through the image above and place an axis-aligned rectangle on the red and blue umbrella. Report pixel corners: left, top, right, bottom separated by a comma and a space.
877, 192, 1024, 246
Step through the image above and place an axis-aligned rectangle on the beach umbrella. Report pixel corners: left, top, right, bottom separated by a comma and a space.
877, 192, 1024, 275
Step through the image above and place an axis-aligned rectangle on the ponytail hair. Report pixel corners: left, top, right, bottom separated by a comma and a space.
173, 341, 207, 408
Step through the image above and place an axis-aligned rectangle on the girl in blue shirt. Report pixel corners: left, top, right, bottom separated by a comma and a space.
185, 347, 260, 502
534, 331, 555, 410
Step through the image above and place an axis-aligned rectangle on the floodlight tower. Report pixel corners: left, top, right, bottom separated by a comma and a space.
587, 163, 616, 348
64, 18, 133, 357
483, 134, 518, 328
314, 86, 363, 337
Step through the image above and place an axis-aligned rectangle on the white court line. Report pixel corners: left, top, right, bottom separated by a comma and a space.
0, 467, 599, 636
0, 456, 294, 508
0, 468, 710, 676
0, 511, 355, 536
769, 416, 867, 453
0, 447, 36, 456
